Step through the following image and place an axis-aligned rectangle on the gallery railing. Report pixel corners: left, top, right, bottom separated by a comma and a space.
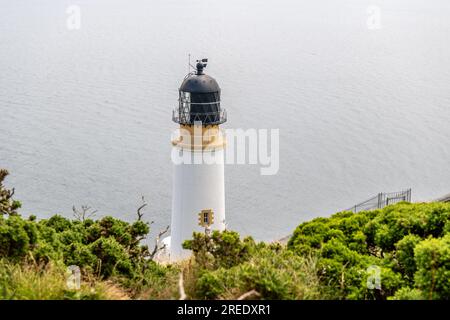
172, 106, 227, 126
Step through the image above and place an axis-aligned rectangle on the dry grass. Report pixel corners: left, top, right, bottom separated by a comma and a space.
0, 259, 117, 300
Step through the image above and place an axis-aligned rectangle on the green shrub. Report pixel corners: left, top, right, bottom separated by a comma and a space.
390, 287, 424, 300
90, 237, 133, 277
183, 230, 255, 269
0, 215, 38, 260
194, 248, 322, 300
2, 168, 450, 300
289, 202, 450, 300
414, 234, 450, 299
0, 169, 21, 216
395, 234, 422, 280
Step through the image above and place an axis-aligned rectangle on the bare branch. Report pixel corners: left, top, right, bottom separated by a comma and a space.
178, 272, 187, 300
136, 196, 147, 221
237, 290, 261, 300
149, 225, 170, 259
72, 205, 97, 222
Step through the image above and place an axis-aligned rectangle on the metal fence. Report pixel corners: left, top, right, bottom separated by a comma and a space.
346, 189, 412, 213
435, 193, 450, 203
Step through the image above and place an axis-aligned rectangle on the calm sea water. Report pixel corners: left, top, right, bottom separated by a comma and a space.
1, 0, 449, 241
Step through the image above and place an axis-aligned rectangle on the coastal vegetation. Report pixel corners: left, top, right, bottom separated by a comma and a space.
0, 169, 449, 300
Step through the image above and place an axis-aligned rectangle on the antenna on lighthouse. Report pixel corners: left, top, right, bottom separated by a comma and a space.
188, 54, 193, 74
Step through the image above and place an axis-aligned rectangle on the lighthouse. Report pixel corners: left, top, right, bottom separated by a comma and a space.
169, 59, 227, 261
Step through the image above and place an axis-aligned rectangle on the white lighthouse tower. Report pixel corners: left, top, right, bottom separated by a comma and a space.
169, 59, 227, 261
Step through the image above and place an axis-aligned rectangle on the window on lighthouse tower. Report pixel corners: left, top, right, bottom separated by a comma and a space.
199, 209, 214, 227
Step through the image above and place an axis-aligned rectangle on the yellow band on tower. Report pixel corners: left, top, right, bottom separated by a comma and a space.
172, 124, 226, 151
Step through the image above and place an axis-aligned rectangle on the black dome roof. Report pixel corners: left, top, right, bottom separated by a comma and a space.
179, 74, 220, 93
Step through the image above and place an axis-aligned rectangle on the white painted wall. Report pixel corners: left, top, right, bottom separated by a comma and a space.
170, 148, 226, 261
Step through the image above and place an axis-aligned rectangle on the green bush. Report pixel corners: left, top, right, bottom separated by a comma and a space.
414, 234, 450, 299
0, 214, 38, 260
0, 169, 21, 216
0, 215, 154, 279
390, 287, 425, 300
194, 247, 322, 300
289, 202, 450, 300
182, 230, 322, 300
183, 230, 255, 269
395, 234, 422, 280
2, 168, 449, 300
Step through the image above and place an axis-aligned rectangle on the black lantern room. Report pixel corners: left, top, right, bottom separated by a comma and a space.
173, 59, 227, 126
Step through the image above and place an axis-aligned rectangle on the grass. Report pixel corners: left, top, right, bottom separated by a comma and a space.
0, 259, 119, 300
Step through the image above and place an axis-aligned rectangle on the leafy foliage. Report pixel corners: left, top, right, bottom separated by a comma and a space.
182, 230, 255, 269
195, 247, 322, 299
0, 213, 153, 279
0, 170, 166, 290
1, 169, 449, 300
288, 202, 450, 300
0, 170, 21, 216
414, 234, 450, 299
182, 231, 322, 299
